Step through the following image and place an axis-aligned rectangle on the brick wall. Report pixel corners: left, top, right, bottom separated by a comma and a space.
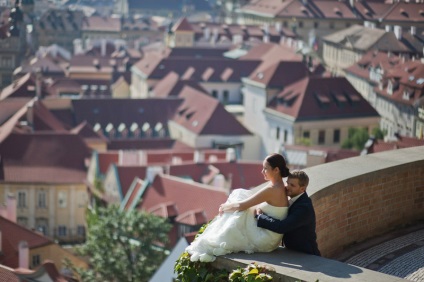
305, 147, 424, 258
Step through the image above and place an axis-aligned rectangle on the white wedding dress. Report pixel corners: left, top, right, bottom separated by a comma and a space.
185, 188, 288, 262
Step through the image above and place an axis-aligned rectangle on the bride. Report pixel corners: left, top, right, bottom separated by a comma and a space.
185, 153, 290, 262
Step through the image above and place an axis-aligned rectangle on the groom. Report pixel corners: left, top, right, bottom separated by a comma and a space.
255, 171, 321, 256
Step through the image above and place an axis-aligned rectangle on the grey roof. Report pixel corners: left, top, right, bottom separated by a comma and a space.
323, 25, 386, 51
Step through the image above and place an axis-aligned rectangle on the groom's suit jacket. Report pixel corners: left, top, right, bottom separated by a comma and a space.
257, 192, 321, 256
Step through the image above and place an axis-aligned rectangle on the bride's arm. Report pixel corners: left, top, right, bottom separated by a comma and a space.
219, 187, 273, 214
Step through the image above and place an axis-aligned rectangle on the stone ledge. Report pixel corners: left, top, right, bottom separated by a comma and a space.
212, 248, 408, 282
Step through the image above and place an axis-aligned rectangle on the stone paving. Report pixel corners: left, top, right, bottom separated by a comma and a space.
342, 227, 424, 282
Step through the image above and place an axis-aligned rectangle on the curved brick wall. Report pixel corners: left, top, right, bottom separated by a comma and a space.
305, 146, 424, 258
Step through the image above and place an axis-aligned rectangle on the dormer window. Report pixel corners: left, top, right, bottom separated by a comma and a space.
402, 88, 414, 100
387, 80, 399, 95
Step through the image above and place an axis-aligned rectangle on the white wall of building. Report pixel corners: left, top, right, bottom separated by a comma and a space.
168, 121, 261, 160
199, 81, 242, 104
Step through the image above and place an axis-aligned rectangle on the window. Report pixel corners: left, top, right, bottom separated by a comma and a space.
17, 217, 28, 227
303, 131, 310, 139
329, 22, 335, 29
314, 22, 319, 28
318, 130, 325, 144
298, 21, 304, 28
36, 218, 48, 235
211, 90, 218, 98
58, 225, 67, 237
223, 90, 229, 104
284, 129, 288, 143
37, 191, 47, 208
276, 127, 280, 140
18, 191, 26, 208
333, 129, 340, 143
77, 225, 86, 236
58, 191, 67, 208
1, 56, 13, 67
32, 255, 41, 268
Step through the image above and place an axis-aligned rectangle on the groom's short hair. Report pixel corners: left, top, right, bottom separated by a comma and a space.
288, 171, 309, 188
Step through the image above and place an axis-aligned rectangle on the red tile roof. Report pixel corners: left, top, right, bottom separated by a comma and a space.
133, 55, 260, 82
248, 61, 309, 88
0, 100, 30, 144
0, 216, 53, 268
71, 121, 107, 140
0, 98, 31, 126
107, 139, 192, 150
13, 55, 65, 77
138, 174, 228, 223
368, 135, 424, 154
172, 17, 194, 32
97, 152, 119, 175
71, 98, 183, 136
152, 72, 209, 98
2, 166, 87, 184
0, 132, 91, 169
382, 2, 424, 22
0, 265, 19, 282
346, 51, 424, 107
0, 74, 37, 100
175, 209, 207, 225
168, 161, 264, 190
241, 0, 292, 17
313, 1, 357, 19
32, 100, 68, 132
116, 165, 148, 197
268, 76, 379, 121
171, 85, 252, 135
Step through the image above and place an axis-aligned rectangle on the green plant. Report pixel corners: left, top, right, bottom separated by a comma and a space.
228, 262, 275, 281
174, 252, 229, 282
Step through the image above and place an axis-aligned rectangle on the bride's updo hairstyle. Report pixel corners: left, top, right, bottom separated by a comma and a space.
265, 153, 290, 178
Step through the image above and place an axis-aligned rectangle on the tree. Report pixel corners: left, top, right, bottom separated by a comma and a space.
341, 127, 369, 150
371, 127, 386, 140
68, 205, 172, 282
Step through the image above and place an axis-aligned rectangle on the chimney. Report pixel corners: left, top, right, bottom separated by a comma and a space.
275, 22, 282, 33
410, 26, 416, 36
73, 38, 83, 55
35, 69, 42, 99
204, 27, 210, 40
101, 39, 107, 56
263, 32, 269, 43
6, 194, 16, 223
193, 150, 205, 163
0, 205, 6, 218
18, 241, 29, 269
349, 0, 355, 7
226, 148, 236, 162
394, 25, 402, 40
212, 174, 226, 188
93, 59, 101, 70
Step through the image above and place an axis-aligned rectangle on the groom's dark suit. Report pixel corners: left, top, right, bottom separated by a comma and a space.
256, 193, 321, 256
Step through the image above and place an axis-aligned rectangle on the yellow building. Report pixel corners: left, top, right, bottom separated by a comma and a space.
0, 132, 92, 244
